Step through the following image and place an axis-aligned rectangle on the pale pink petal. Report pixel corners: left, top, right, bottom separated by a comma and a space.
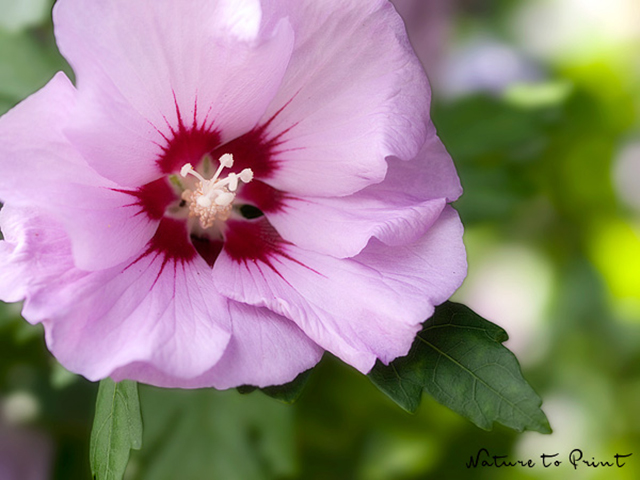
219, 0, 431, 197
263, 196, 446, 259
354, 206, 467, 311
251, 125, 462, 257
213, 208, 466, 373
379, 123, 463, 202
207, 302, 323, 388
5, 213, 232, 381
0, 206, 71, 308
57, 181, 177, 271
54, 0, 295, 186
111, 302, 323, 389
0, 73, 96, 188
0, 73, 167, 270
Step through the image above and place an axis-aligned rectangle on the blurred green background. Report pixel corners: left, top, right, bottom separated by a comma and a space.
1, 0, 639, 478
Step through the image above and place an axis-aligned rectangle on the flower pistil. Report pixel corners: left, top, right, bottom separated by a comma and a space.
180, 154, 253, 228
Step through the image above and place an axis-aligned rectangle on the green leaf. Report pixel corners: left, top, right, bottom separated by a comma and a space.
261, 368, 313, 403
368, 302, 551, 434
237, 368, 313, 404
90, 379, 143, 480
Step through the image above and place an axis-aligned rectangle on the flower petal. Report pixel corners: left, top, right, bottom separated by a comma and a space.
0, 205, 71, 308
111, 302, 324, 389
0, 73, 166, 270
2, 210, 232, 381
247, 124, 462, 258
239, 0, 431, 196
54, 0, 295, 186
214, 208, 466, 373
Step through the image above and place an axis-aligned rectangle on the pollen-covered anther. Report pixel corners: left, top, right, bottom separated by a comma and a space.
180, 154, 253, 229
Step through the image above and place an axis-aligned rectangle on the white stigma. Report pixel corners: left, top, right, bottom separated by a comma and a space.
180, 154, 253, 228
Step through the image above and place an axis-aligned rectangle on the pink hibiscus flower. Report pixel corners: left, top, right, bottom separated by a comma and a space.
0, 0, 466, 389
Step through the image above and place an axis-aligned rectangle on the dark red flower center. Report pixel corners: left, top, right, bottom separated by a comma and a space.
119, 100, 297, 270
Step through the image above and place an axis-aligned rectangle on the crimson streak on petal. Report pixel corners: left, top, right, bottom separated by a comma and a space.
223, 219, 321, 280
224, 219, 286, 268
113, 178, 176, 220
125, 217, 198, 287
239, 180, 290, 214
143, 218, 197, 263
210, 96, 301, 180
156, 96, 221, 175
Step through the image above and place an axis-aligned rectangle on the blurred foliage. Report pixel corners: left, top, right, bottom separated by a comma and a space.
129, 386, 297, 480
1, 0, 640, 479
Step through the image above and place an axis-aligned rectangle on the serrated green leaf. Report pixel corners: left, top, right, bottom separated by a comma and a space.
368, 302, 551, 434
90, 379, 143, 480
